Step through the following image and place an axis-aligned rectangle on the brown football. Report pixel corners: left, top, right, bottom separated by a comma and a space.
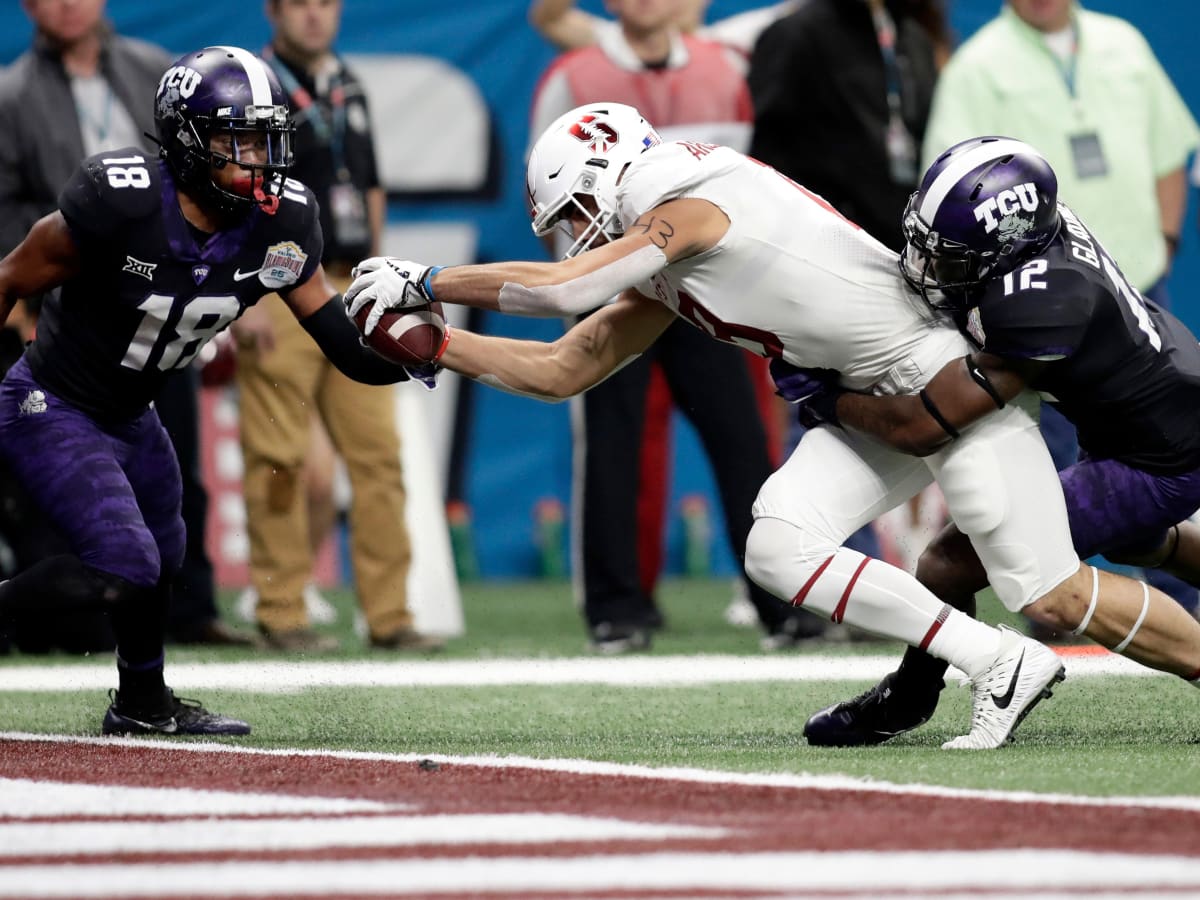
353, 301, 447, 366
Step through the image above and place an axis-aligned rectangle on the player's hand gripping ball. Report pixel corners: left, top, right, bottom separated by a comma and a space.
351, 300, 449, 366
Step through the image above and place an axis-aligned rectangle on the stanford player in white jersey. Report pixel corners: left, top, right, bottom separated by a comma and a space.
345, 103, 1198, 748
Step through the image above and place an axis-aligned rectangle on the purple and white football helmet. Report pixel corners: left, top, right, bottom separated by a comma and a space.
900, 136, 1060, 307
154, 46, 293, 215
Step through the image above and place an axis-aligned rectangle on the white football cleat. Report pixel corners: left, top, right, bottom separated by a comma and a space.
943, 626, 1066, 750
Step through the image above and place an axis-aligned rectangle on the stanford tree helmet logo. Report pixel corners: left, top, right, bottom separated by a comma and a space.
569, 115, 619, 153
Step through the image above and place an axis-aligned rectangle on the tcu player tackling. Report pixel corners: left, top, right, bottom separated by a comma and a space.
0, 47, 412, 736
783, 137, 1200, 746
348, 103, 1190, 748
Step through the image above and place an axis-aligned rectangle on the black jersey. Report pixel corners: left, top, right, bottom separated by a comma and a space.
958, 203, 1200, 475
26, 147, 323, 421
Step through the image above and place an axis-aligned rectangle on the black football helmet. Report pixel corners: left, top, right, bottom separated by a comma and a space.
154, 46, 293, 215
900, 136, 1060, 308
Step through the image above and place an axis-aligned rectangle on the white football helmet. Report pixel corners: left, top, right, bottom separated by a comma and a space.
527, 103, 661, 257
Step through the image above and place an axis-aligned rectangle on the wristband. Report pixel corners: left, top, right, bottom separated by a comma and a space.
432, 324, 452, 362
423, 265, 445, 300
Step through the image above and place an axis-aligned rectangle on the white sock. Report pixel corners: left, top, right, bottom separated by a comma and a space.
927, 611, 1005, 679
746, 518, 1002, 675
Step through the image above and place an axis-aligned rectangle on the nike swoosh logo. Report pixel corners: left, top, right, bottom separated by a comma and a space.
991, 650, 1024, 709
233, 268, 262, 282
121, 714, 178, 734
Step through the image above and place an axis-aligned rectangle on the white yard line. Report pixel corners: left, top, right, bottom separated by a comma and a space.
0, 850, 1197, 898
0, 651, 1155, 693
0, 813, 722, 855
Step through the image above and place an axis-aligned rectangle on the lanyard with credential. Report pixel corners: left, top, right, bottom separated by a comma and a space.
870, 1, 917, 185
1048, 24, 1080, 97
262, 48, 350, 178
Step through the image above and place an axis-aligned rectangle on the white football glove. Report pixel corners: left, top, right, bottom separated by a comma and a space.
344, 257, 443, 336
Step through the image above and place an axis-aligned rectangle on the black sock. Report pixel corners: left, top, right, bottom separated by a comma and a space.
112, 577, 170, 709
895, 645, 951, 691
116, 653, 168, 710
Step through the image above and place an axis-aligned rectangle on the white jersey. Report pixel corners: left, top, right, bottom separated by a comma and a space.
615, 141, 969, 395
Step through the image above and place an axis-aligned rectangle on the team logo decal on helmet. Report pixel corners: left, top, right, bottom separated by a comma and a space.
569, 115, 619, 153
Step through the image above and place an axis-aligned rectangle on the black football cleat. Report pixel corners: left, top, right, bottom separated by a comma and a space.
102, 688, 251, 736
803, 671, 943, 746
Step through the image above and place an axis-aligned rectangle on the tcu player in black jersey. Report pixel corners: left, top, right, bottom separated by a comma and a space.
0, 47, 412, 736
776, 137, 1200, 745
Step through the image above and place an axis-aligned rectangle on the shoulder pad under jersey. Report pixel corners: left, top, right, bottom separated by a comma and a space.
972, 255, 1095, 360
616, 141, 741, 225
58, 148, 163, 239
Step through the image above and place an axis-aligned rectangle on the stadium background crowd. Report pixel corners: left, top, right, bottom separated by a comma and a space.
0, 0, 1194, 605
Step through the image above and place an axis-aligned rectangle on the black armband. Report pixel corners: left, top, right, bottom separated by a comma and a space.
920, 388, 960, 440
964, 355, 1006, 409
299, 295, 410, 385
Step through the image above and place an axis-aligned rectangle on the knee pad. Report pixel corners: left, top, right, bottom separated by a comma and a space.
745, 516, 838, 601
77, 520, 161, 589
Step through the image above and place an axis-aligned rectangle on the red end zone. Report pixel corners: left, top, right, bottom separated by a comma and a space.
0, 735, 1197, 898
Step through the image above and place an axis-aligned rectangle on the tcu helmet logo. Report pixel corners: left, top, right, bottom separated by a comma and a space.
157, 65, 202, 100
569, 115, 619, 153
973, 182, 1039, 239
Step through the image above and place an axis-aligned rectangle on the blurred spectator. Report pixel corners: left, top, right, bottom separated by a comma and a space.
530, 0, 816, 652
0, 0, 166, 252
235, 0, 442, 652
748, 0, 948, 578
921, 0, 1200, 617
529, 0, 802, 56
0, 0, 252, 647
749, 0, 943, 251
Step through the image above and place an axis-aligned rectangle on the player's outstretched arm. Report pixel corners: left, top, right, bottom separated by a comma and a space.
838, 353, 1039, 456
347, 198, 726, 333
440, 292, 675, 401
281, 264, 412, 385
0, 212, 81, 328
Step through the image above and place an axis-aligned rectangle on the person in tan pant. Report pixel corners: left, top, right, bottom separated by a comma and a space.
236, 0, 442, 653
236, 276, 440, 652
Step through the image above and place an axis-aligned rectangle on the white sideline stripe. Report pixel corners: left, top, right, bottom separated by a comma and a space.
0, 814, 721, 856
0, 652, 1156, 693
0, 850, 1197, 897
6, 732, 1200, 813
0, 778, 402, 818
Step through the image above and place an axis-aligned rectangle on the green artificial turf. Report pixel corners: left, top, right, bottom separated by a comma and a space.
2, 578, 1197, 797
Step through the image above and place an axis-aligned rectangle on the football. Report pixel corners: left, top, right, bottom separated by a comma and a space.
352, 301, 448, 366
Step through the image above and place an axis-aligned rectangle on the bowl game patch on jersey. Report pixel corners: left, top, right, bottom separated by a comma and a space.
258, 241, 308, 289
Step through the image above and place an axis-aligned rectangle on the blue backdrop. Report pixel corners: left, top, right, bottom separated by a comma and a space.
2, 1, 1196, 578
